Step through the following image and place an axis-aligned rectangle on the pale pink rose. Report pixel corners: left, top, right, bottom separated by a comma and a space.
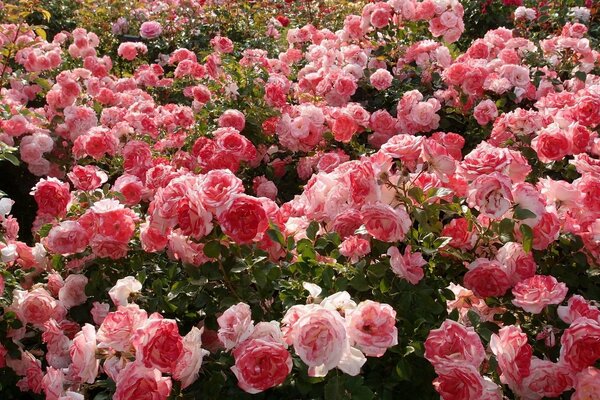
466, 173, 513, 219
518, 358, 574, 399
495, 242, 536, 286
46, 221, 90, 256
210, 35, 234, 53
387, 245, 426, 284
97, 304, 148, 352
114, 361, 172, 400
109, 276, 142, 306
292, 307, 347, 373
463, 258, 512, 298
370, 69, 393, 90
58, 274, 88, 309
252, 176, 278, 200
91, 302, 110, 325
70, 324, 99, 384
231, 338, 292, 394
103, 355, 127, 382
281, 304, 318, 345
339, 235, 371, 263
424, 319, 485, 371
320, 291, 357, 317
473, 99, 498, 125
572, 367, 600, 400
173, 327, 209, 388
13, 288, 64, 326
511, 275, 568, 314
133, 313, 184, 374
557, 295, 600, 325
361, 203, 411, 242
139, 21, 162, 39
42, 367, 65, 400
489, 325, 532, 388
218, 109, 245, 131
217, 302, 254, 350
560, 317, 600, 372
346, 300, 397, 357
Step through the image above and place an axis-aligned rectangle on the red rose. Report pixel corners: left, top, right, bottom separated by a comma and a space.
217, 194, 268, 244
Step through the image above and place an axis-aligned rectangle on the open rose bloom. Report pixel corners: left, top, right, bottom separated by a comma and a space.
1, 0, 600, 398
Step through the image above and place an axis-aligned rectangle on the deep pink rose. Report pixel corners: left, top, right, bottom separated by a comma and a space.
217, 194, 268, 244
560, 318, 600, 372
231, 338, 292, 394
133, 313, 184, 374
463, 258, 511, 298
425, 319, 485, 371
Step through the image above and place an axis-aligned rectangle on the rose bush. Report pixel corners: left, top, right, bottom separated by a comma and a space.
0, 0, 599, 398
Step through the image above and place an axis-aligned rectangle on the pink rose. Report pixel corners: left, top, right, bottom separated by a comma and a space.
473, 99, 498, 125
133, 313, 184, 374
97, 304, 148, 352
70, 324, 99, 384
292, 307, 347, 373
13, 288, 64, 326
114, 361, 172, 400
42, 367, 65, 400
331, 113, 358, 143
31, 178, 70, 217
370, 68, 393, 91
532, 125, 571, 162
197, 169, 244, 211
518, 358, 574, 399
210, 36, 234, 53
466, 172, 513, 219
557, 295, 600, 325
463, 258, 512, 298
425, 319, 485, 371
58, 274, 88, 309
432, 361, 495, 400
173, 327, 209, 388
231, 338, 292, 393
560, 317, 600, 372
441, 218, 478, 250
361, 203, 411, 242
495, 242, 536, 285
113, 174, 144, 206
339, 235, 371, 263
572, 367, 600, 400
217, 302, 254, 350
387, 245, 426, 284
489, 325, 532, 388
531, 211, 560, 250
91, 302, 109, 325
511, 275, 568, 314
218, 109, 245, 131
217, 194, 268, 244
139, 21, 162, 39
346, 300, 397, 357
109, 276, 142, 306
67, 165, 108, 191
46, 221, 90, 255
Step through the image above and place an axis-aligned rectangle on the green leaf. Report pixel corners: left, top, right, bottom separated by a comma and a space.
324, 375, 344, 400
203, 241, 221, 258
520, 224, 534, 253
575, 71, 587, 82
395, 358, 412, 381
306, 221, 319, 241
514, 206, 537, 220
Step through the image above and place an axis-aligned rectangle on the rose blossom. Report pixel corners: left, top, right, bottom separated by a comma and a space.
518, 358, 574, 399
511, 275, 568, 314
466, 172, 513, 219
387, 245, 426, 284
67, 165, 108, 191
489, 325, 532, 388
108, 276, 143, 306
370, 69, 393, 91
432, 361, 494, 400
346, 300, 397, 357
31, 177, 71, 217
114, 361, 172, 400
13, 288, 64, 326
217, 194, 268, 244
46, 221, 90, 256
139, 21, 162, 39
572, 367, 600, 400
463, 258, 512, 298
231, 338, 292, 394
339, 235, 371, 263
132, 313, 184, 374
217, 302, 254, 351
97, 304, 148, 352
292, 307, 347, 373
69, 324, 99, 384
58, 274, 88, 309
559, 317, 600, 372
424, 319, 485, 371
473, 99, 498, 125
361, 203, 411, 242
173, 327, 209, 388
